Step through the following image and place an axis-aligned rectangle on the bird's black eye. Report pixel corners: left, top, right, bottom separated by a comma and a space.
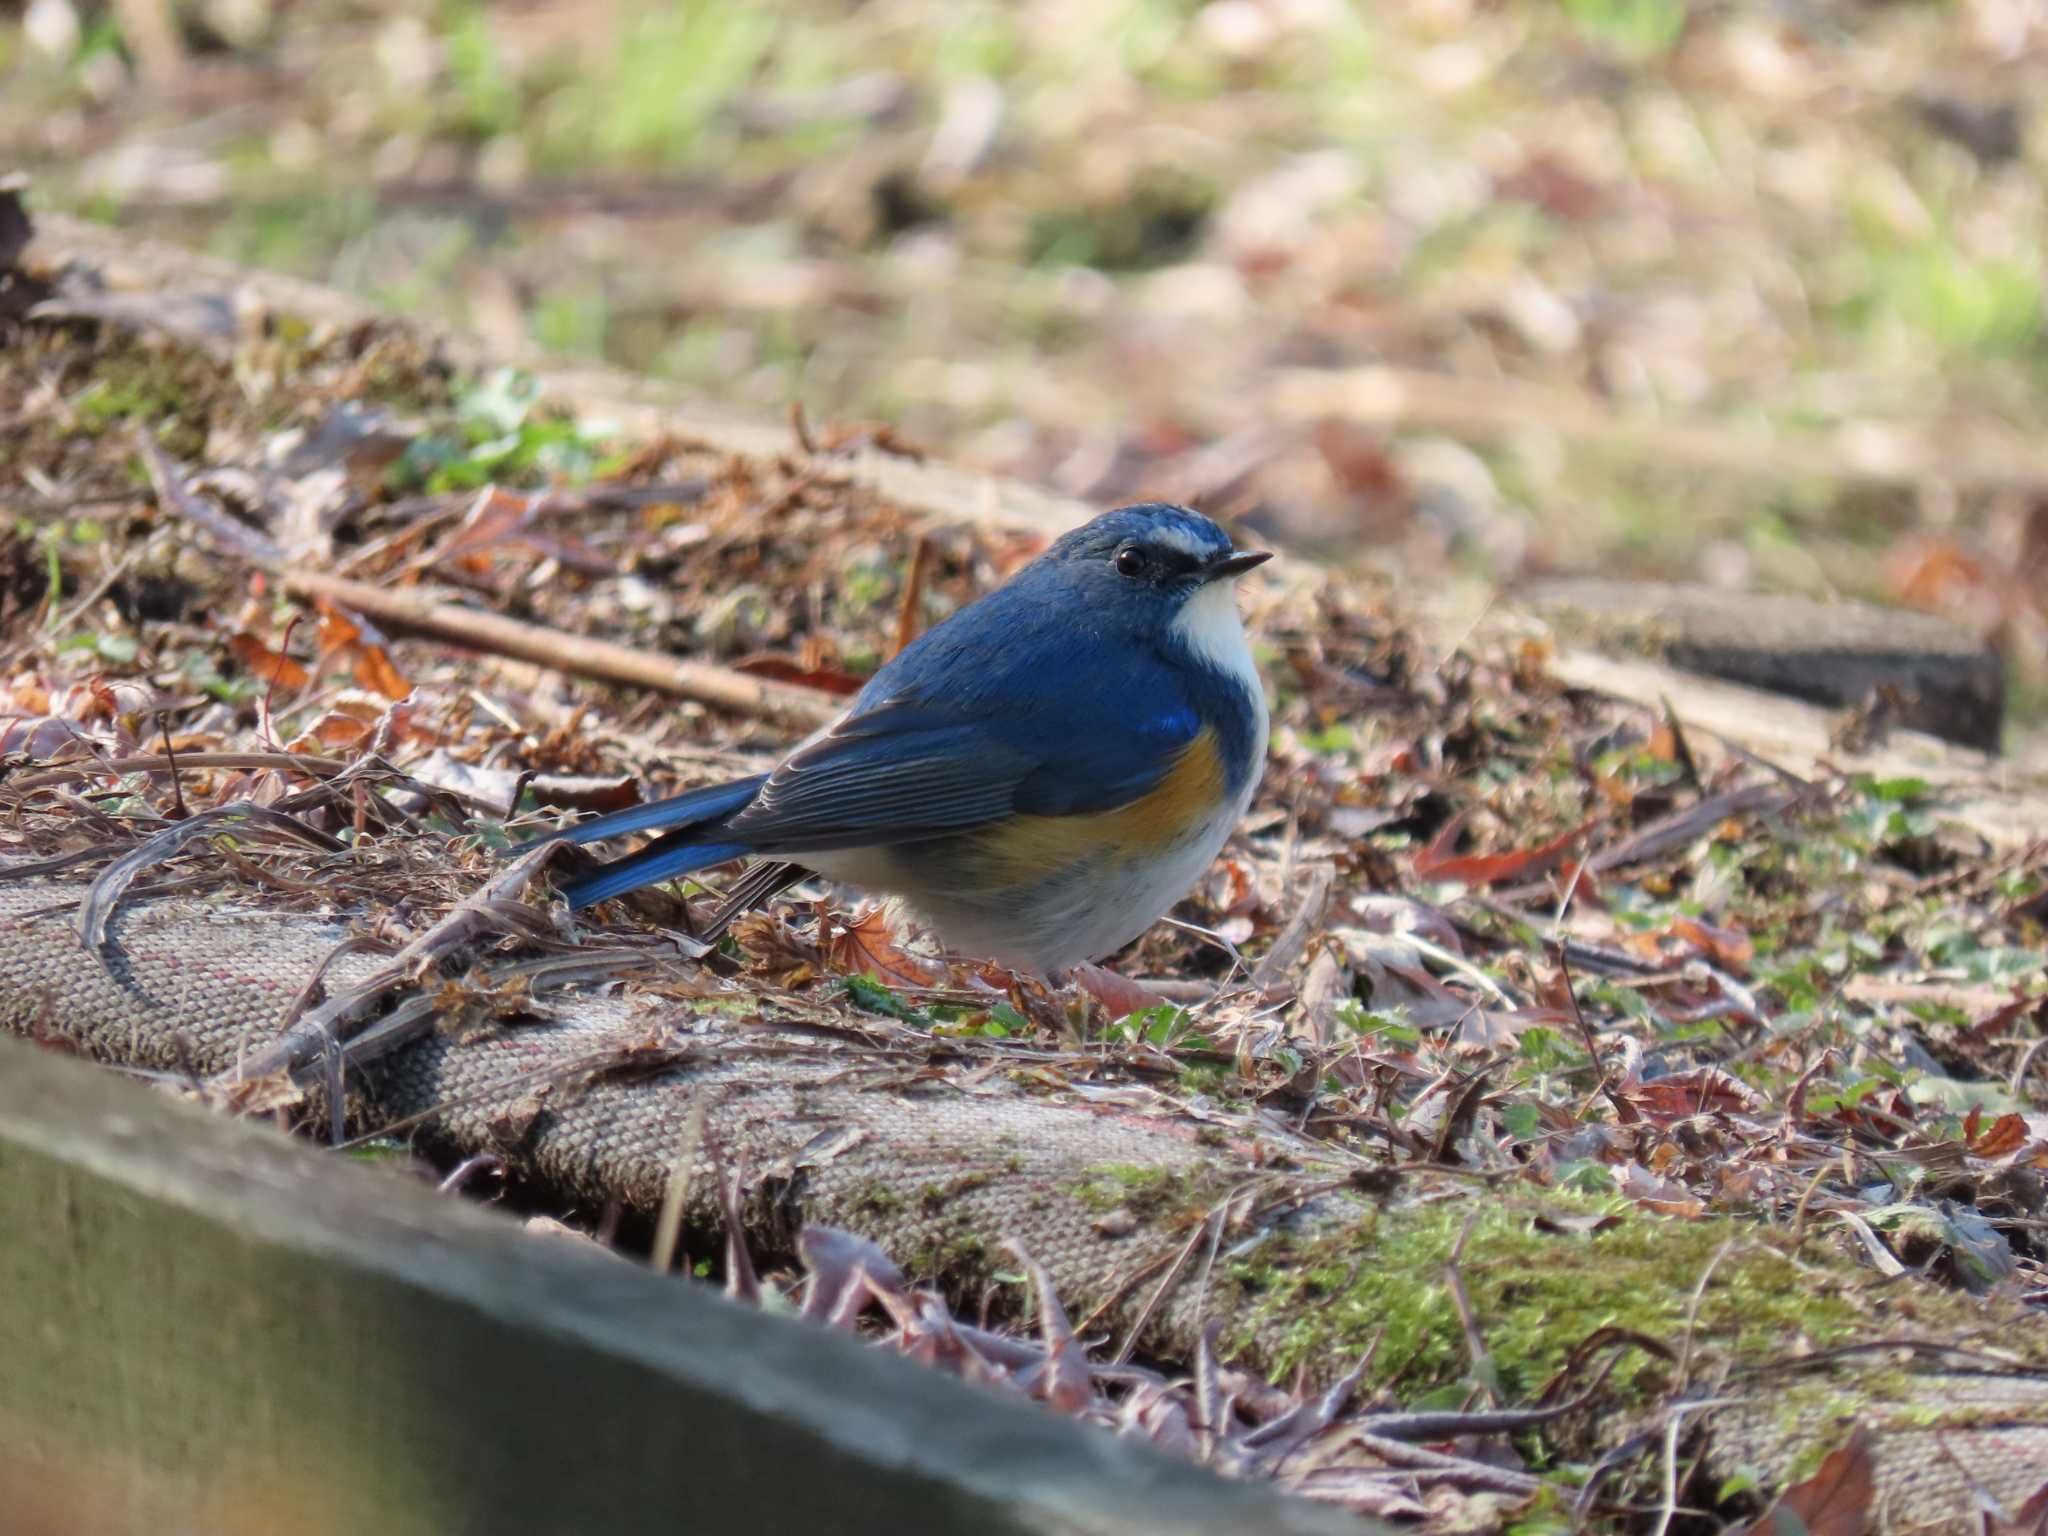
1114, 546, 1147, 579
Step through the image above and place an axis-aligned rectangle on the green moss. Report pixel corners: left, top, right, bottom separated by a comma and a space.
917, 1169, 999, 1213
1221, 1191, 1869, 1399
851, 1182, 904, 1217
68, 346, 228, 460
904, 1228, 989, 1278
1067, 1162, 1224, 1223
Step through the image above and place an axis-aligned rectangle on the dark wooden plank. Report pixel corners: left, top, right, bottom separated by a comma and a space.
1520, 578, 2005, 750
0, 1037, 1367, 1536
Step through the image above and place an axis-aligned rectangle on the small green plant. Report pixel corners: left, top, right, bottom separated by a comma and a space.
388, 370, 612, 493
1104, 1003, 1207, 1049
1561, 0, 1688, 58
841, 972, 929, 1023
539, 0, 777, 167
442, 2, 523, 141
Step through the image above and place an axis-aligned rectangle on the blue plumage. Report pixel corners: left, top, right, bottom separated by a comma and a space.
551, 775, 767, 848
546, 503, 1271, 973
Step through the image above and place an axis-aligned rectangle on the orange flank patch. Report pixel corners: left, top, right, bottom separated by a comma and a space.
967, 728, 1226, 882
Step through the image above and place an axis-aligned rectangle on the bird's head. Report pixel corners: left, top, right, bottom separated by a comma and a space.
1036, 503, 1270, 677
1045, 503, 1268, 602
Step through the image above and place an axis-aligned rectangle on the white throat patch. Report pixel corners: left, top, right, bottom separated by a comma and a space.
1170, 579, 1259, 691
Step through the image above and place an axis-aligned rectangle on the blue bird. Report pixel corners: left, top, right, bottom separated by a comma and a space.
547, 503, 1271, 976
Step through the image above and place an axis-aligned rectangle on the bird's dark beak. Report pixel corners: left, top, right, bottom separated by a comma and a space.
1206, 549, 1272, 580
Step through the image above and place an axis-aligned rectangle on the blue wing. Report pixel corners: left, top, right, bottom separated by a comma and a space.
554, 567, 1203, 905
720, 587, 1201, 850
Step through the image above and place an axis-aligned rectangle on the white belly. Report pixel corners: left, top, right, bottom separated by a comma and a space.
803, 745, 1259, 976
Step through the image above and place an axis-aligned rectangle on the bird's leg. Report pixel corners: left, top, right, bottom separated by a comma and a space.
1067, 962, 1168, 1020
966, 961, 1167, 1020
950, 962, 1163, 1036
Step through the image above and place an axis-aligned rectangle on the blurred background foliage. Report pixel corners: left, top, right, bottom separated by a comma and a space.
6, 0, 2048, 711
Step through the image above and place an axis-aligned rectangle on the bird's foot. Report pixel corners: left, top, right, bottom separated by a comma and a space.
960, 960, 1163, 1025
1067, 962, 1166, 1020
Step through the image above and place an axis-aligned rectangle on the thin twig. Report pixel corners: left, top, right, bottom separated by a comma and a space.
136, 428, 286, 565
1675, 1239, 1737, 1390
156, 716, 187, 820
1554, 943, 1640, 1125
1650, 1407, 1687, 1536
78, 802, 345, 955
213, 836, 567, 1085
1444, 1213, 1497, 1406
891, 533, 935, 658
651, 1096, 708, 1278
0, 751, 346, 798
282, 568, 839, 731
1112, 1198, 1231, 1365
2011, 1033, 2048, 1098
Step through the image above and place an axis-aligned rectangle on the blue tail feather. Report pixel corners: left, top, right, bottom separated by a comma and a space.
540, 774, 768, 848
559, 834, 753, 908
527, 772, 769, 908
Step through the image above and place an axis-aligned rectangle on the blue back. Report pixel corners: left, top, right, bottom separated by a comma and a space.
843, 554, 1257, 813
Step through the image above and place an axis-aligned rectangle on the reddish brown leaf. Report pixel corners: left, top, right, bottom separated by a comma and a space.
352, 644, 411, 701
732, 653, 867, 697
1884, 533, 1982, 609
1614, 1161, 1705, 1218
1968, 1112, 2032, 1160
1496, 151, 1608, 221
827, 907, 939, 989
1454, 1004, 1572, 1048
315, 605, 362, 652
1740, 1426, 1873, 1536
287, 715, 374, 752
444, 485, 534, 554
1623, 1068, 1760, 1125
227, 632, 311, 691
1363, 740, 1419, 775
1966, 992, 2042, 1042
1313, 418, 1408, 499
2, 679, 50, 714
1670, 914, 1755, 972
1414, 815, 1591, 886
892, 534, 935, 659
1995, 1480, 2048, 1535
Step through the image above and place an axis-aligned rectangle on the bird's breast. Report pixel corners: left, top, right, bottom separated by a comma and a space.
947, 725, 1233, 890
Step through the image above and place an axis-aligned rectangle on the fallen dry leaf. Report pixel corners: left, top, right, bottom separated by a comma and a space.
732, 652, 868, 696
1414, 813, 1590, 886
1614, 1161, 1706, 1218
228, 631, 311, 691
828, 906, 940, 988
1624, 1068, 1761, 1125
1968, 1111, 2032, 1161
1670, 914, 1755, 972
1739, 1425, 1873, 1536
352, 643, 412, 701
